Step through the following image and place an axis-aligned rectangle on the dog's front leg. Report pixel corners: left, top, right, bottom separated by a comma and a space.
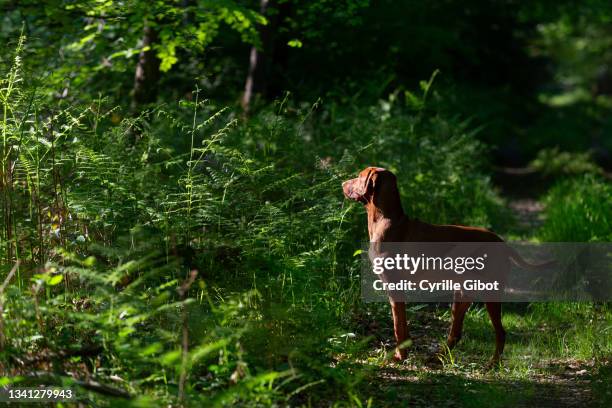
390, 300, 408, 360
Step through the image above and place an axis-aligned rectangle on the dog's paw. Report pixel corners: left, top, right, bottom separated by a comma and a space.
484, 358, 502, 371
393, 349, 407, 362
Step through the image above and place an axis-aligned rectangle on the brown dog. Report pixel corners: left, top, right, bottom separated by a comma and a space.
343, 167, 510, 365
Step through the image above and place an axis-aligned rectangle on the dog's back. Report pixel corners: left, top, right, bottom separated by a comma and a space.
400, 218, 504, 243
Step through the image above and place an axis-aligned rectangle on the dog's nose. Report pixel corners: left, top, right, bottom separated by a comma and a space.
342, 180, 352, 196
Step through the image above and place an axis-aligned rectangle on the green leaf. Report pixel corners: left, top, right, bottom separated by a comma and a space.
83, 256, 96, 267
0, 376, 23, 386
157, 41, 178, 72
160, 349, 181, 367
140, 342, 163, 357
48, 274, 64, 286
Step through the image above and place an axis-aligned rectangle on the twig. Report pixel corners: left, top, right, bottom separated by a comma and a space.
24, 371, 131, 398
0, 260, 20, 350
30, 277, 44, 333
74, 378, 131, 398
178, 269, 198, 405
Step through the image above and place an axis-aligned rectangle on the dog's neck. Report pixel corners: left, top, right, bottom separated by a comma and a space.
366, 187, 406, 242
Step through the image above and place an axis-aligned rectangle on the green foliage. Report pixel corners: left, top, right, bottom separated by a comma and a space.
530, 147, 603, 177
1, 0, 265, 101
540, 175, 612, 242
2, 0, 612, 405
0, 41, 506, 403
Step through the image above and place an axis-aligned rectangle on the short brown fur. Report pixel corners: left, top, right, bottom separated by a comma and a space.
343, 167, 506, 365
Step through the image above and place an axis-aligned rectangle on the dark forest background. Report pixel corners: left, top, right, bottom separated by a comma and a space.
0, 0, 610, 406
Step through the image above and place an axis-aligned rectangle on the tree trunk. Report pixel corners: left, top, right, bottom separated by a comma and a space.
241, 0, 272, 114
132, 24, 161, 109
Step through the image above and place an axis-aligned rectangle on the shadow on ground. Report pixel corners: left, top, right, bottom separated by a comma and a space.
346, 305, 610, 407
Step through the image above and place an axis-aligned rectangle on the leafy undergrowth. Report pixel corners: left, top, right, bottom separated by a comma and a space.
1, 44, 611, 407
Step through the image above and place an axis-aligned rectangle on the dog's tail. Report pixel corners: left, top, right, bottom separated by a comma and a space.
507, 246, 557, 271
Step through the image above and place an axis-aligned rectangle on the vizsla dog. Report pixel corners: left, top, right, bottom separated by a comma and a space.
343, 167, 513, 366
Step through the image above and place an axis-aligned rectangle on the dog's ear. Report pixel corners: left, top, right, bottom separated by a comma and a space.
354, 167, 387, 198
367, 167, 391, 191
355, 169, 376, 196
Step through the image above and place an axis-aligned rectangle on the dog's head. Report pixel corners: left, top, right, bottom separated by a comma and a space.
342, 167, 397, 205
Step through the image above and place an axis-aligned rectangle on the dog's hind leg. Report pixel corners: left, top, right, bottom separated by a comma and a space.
485, 302, 506, 367
390, 300, 409, 361
447, 301, 471, 349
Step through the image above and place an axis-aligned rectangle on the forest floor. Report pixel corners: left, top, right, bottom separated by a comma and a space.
351, 307, 608, 408
342, 168, 611, 408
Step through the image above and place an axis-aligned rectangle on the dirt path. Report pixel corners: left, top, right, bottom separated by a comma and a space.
508, 198, 545, 232
355, 309, 602, 408
493, 166, 550, 236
